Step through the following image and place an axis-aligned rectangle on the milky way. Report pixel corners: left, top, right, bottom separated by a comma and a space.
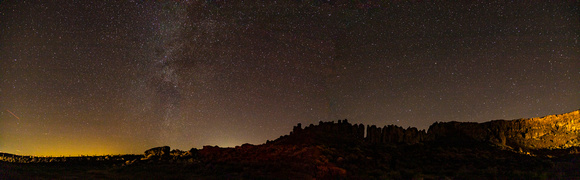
147, 1, 189, 146
0, 1, 578, 156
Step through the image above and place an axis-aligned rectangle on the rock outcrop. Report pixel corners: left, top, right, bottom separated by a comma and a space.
281, 119, 426, 145
367, 125, 426, 144
278, 120, 366, 145
280, 110, 579, 150
144, 146, 171, 160
427, 110, 580, 150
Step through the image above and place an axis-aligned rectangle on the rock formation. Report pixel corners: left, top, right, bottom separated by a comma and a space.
282, 110, 579, 150
366, 125, 426, 144
283, 119, 426, 145
427, 110, 580, 150
144, 146, 171, 160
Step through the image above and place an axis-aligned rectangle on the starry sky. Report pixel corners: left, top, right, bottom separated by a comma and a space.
1, 1, 578, 156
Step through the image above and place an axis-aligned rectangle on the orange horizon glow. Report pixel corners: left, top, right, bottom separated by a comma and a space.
2, 145, 122, 157
0, 133, 140, 156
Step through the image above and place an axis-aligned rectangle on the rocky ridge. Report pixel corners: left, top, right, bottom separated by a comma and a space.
427, 110, 580, 150
276, 109, 579, 152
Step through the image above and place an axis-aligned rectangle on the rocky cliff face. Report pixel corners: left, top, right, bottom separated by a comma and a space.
279, 110, 579, 151
134, 110, 579, 165
366, 125, 426, 144
278, 119, 427, 146
427, 110, 580, 150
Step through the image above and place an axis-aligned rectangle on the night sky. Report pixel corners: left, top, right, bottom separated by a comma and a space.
1, 1, 578, 156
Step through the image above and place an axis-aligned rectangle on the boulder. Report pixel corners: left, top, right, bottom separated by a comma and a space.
144, 146, 170, 160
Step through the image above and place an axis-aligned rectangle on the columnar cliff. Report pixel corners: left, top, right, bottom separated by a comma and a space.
276, 119, 427, 146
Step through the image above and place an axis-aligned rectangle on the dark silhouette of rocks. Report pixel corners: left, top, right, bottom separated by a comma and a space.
278, 119, 426, 146
144, 146, 170, 160
277, 110, 580, 152
366, 125, 426, 144
169, 149, 190, 158
280, 119, 426, 146
275, 119, 366, 145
